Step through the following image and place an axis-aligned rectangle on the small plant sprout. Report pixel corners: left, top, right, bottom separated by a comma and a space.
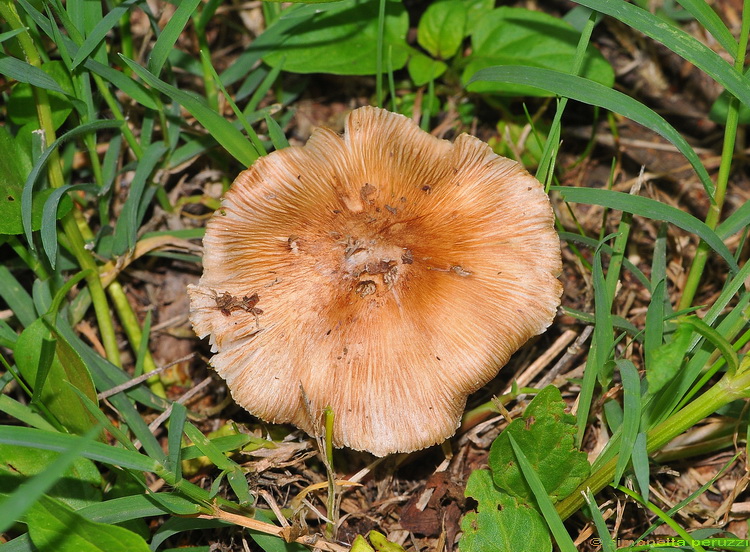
188, 107, 562, 456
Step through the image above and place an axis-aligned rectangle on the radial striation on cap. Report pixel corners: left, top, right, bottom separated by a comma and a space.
188, 106, 562, 456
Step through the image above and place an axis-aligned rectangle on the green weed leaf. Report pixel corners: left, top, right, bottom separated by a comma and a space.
488, 386, 590, 504
464, 7, 614, 95
463, 0, 494, 35
407, 53, 447, 86
262, 0, 409, 75
14, 318, 99, 435
417, 0, 467, 59
0, 443, 101, 510
459, 470, 550, 552
0, 427, 101, 534
26, 495, 151, 552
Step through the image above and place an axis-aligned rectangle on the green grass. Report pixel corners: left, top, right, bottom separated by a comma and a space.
0, 0, 749, 550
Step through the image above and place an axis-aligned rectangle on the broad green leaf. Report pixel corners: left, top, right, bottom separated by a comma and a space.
14, 318, 99, 435
417, 0, 467, 59
0, 428, 101, 534
553, 187, 736, 270
463, 0, 494, 35
407, 52, 447, 86
368, 530, 407, 551
459, 470, 550, 552
7, 60, 73, 129
463, 8, 614, 95
646, 323, 692, 395
352, 535, 376, 552
26, 495, 151, 552
488, 386, 590, 504
262, 0, 409, 76
0, 441, 101, 512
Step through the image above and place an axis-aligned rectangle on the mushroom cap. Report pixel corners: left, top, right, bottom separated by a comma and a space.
188, 106, 562, 456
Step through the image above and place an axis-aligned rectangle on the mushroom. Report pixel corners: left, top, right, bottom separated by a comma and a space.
188, 106, 562, 456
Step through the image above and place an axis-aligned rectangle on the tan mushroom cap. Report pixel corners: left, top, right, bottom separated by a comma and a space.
188, 106, 562, 456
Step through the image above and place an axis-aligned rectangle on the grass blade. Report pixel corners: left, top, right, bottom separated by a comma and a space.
0, 394, 57, 431
471, 67, 715, 199
265, 113, 290, 151
593, 241, 615, 386
199, 49, 265, 158
22, 120, 123, 248
507, 434, 578, 552
167, 402, 187, 481
0, 426, 101, 533
0, 54, 64, 93
41, 183, 92, 269
70, 0, 140, 68
121, 55, 258, 167
147, 0, 202, 77
675, 0, 736, 53
644, 279, 666, 364
716, 200, 750, 240
0, 426, 160, 472
613, 359, 641, 487
0, 265, 36, 327
632, 431, 649, 502
111, 141, 167, 255
583, 490, 616, 552
553, 187, 738, 272
574, 0, 750, 110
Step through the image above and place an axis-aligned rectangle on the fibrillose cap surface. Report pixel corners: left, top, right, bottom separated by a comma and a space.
188, 106, 562, 456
